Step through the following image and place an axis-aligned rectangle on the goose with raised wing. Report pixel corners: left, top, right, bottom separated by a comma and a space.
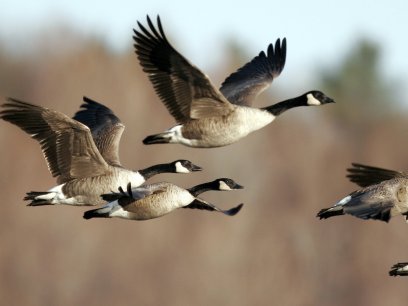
83, 178, 244, 220
317, 163, 408, 222
133, 15, 334, 148
0, 97, 201, 206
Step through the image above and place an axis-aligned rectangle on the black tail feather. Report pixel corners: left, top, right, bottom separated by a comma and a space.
143, 134, 171, 145
83, 208, 110, 220
317, 207, 344, 219
389, 262, 408, 276
24, 191, 53, 206
24, 191, 48, 201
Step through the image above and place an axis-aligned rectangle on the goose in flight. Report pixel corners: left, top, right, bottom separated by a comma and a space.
0, 97, 201, 206
133, 15, 334, 148
317, 163, 408, 222
83, 178, 244, 220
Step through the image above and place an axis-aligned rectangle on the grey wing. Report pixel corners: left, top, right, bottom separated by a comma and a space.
133, 15, 233, 123
72, 97, 125, 167
220, 38, 286, 106
101, 183, 154, 205
1, 98, 110, 183
119, 184, 169, 212
346, 163, 406, 187
343, 189, 395, 222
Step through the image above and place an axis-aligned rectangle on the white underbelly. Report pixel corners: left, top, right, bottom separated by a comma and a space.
183, 108, 275, 147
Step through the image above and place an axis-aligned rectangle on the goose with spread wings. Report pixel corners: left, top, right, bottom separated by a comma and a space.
317, 163, 408, 222
133, 15, 334, 148
83, 178, 244, 220
0, 97, 201, 206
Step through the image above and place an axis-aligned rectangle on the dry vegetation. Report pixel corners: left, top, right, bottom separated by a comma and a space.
1, 31, 408, 306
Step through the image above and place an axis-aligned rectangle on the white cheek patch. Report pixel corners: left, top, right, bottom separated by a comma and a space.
175, 161, 190, 173
307, 93, 321, 106
219, 181, 232, 191
167, 124, 183, 134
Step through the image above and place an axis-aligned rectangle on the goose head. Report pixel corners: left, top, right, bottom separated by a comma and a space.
305, 90, 335, 106
213, 178, 244, 191
171, 160, 202, 173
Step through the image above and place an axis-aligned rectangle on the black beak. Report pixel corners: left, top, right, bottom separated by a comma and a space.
233, 183, 244, 189
191, 164, 203, 172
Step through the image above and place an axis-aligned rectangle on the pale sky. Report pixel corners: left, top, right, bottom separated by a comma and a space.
1, 0, 408, 101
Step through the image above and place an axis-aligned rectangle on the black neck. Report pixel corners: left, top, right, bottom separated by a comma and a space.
263, 96, 306, 116
138, 163, 173, 180
188, 181, 215, 197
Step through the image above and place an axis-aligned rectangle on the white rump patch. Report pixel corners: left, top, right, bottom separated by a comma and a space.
106, 202, 131, 219
398, 265, 408, 272
335, 195, 351, 206
219, 181, 232, 191
166, 125, 197, 146
306, 93, 321, 106
44, 184, 66, 201
175, 161, 190, 173
48, 184, 64, 193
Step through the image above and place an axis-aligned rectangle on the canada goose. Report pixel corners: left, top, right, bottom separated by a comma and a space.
0, 98, 201, 206
83, 178, 244, 220
389, 262, 408, 276
133, 15, 334, 148
317, 163, 408, 222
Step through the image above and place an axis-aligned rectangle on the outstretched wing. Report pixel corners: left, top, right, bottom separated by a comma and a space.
347, 163, 406, 187
73, 97, 125, 167
184, 198, 243, 216
220, 38, 286, 106
133, 15, 233, 123
1, 98, 110, 183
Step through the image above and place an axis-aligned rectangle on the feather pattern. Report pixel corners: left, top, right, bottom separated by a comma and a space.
73, 97, 125, 167
220, 38, 287, 106
133, 15, 233, 123
347, 162, 406, 187
0, 98, 109, 183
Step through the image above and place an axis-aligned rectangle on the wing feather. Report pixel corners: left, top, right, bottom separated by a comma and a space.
1, 98, 110, 183
133, 15, 233, 123
220, 38, 287, 106
73, 97, 125, 167
346, 163, 406, 187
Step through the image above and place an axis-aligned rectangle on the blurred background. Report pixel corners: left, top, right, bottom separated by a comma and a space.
1, 0, 408, 305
